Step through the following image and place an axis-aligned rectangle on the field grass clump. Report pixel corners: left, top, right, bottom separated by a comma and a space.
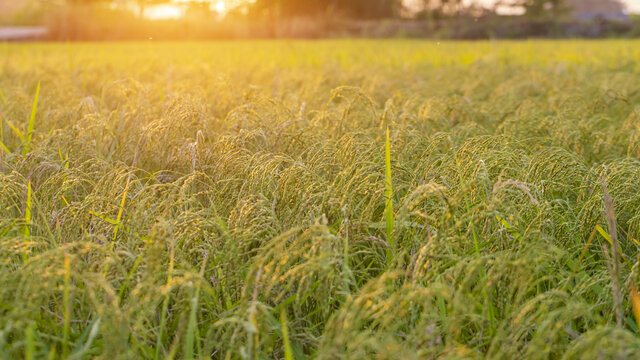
1, 40, 640, 358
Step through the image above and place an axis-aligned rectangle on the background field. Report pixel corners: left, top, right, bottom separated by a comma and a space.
1, 40, 640, 359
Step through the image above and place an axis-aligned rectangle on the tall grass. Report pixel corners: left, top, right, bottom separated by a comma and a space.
23, 81, 39, 156
384, 126, 394, 266
0, 40, 640, 359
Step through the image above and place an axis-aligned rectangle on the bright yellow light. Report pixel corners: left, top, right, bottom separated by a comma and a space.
144, 1, 228, 19
214, 1, 226, 13
145, 4, 185, 20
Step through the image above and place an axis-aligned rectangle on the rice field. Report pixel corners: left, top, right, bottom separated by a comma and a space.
1, 40, 640, 359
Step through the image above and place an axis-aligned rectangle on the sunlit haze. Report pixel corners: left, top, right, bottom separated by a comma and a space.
145, 0, 227, 20
145, 4, 184, 20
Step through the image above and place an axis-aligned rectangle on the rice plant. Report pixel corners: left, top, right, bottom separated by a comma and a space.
0, 40, 639, 359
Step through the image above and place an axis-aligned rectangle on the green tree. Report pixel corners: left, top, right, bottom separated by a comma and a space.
415, 0, 466, 20
250, 0, 402, 20
64, 0, 171, 17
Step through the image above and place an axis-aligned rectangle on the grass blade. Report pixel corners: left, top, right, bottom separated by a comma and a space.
602, 177, 623, 328
0, 140, 9, 154
68, 317, 101, 360
155, 243, 175, 360
113, 174, 131, 242
25, 323, 35, 360
103, 173, 131, 277
63, 254, 71, 358
384, 127, 394, 265
23, 180, 32, 262
183, 254, 207, 360
4, 117, 24, 142
23, 81, 40, 156
280, 309, 294, 360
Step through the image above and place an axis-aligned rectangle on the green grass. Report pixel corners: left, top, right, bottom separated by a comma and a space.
384, 126, 394, 266
1, 40, 640, 358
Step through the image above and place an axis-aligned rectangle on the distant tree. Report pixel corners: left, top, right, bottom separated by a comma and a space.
64, 0, 171, 17
249, 0, 402, 20
249, 0, 323, 18
341, 0, 402, 19
499, 0, 568, 18
565, 0, 626, 18
414, 0, 467, 19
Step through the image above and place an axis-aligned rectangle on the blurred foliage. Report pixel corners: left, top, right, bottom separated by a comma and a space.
248, 0, 401, 19
0, 0, 638, 39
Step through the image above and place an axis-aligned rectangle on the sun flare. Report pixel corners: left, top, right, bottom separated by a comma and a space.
214, 1, 226, 13
145, 4, 185, 20
144, 0, 228, 20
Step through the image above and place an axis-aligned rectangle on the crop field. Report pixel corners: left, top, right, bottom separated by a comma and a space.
1, 40, 640, 359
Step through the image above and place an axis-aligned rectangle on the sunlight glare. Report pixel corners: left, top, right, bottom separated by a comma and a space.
145, 4, 185, 20
144, 1, 228, 20
214, 1, 226, 14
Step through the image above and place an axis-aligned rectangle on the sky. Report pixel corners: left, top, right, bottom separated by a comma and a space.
617, 0, 640, 13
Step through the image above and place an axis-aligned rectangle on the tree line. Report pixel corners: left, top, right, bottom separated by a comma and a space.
64, 0, 628, 20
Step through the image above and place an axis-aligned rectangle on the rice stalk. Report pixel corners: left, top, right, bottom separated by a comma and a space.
0, 41, 639, 359
22, 179, 32, 262
384, 126, 394, 266
601, 175, 623, 328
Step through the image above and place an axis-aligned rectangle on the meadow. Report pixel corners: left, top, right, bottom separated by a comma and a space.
1, 40, 640, 359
